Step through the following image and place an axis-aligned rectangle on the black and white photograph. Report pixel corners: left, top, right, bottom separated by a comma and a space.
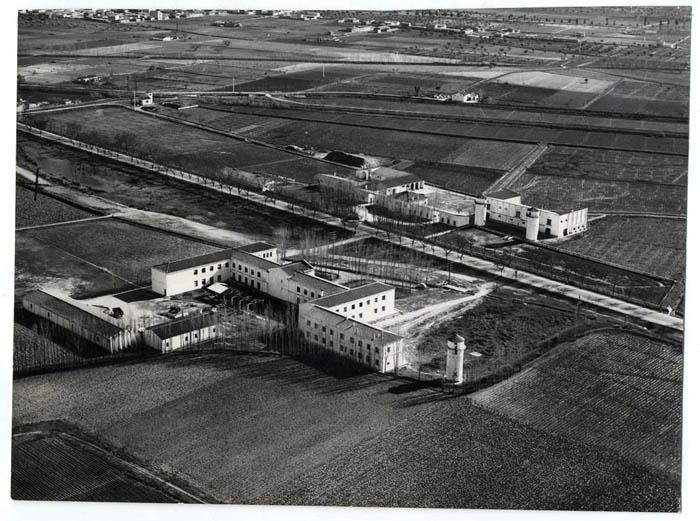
3, 1, 697, 519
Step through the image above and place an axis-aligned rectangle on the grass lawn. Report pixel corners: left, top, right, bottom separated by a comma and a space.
13, 351, 679, 510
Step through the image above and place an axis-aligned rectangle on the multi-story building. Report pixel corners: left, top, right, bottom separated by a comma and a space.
151, 249, 234, 296
300, 282, 395, 323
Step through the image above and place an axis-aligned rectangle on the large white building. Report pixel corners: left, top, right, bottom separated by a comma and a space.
476, 190, 588, 241
152, 249, 234, 296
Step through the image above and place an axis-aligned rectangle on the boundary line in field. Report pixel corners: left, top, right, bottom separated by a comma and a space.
16, 214, 114, 232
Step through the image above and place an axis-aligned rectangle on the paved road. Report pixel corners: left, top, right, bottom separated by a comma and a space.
17, 123, 683, 332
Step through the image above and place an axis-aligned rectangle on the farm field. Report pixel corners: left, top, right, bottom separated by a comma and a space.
211, 103, 687, 155
249, 117, 537, 170
403, 161, 502, 193
12, 432, 179, 502
557, 216, 686, 282
297, 96, 688, 134
15, 184, 97, 228
15, 218, 222, 299
509, 146, 688, 215
472, 329, 682, 479
14, 323, 84, 373
12, 352, 679, 510
25, 106, 343, 184
16, 134, 351, 250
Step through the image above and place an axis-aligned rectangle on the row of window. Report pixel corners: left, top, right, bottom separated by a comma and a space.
194, 275, 221, 287
332, 295, 387, 314
164, 327, 216, 348
238, 274, 261, 290
297, 286, 317, 298
193, 263, 228, 276
238, 264, 262, 278
306, 330, 391, 368
259, 251, 274, 259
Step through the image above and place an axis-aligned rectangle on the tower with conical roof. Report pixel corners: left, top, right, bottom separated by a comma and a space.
445, 332, 466, 384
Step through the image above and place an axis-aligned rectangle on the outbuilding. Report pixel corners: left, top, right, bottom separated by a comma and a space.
144, 312, 220, 352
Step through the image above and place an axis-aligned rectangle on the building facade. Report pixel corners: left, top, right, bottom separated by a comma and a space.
151, 249, 234, 296
144, 312, 219, 352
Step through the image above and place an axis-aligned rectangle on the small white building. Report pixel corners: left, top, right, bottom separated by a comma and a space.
151, 249, 234, 296
451, 91, 480, 103
445, 332, 466, 383
144, 312, 219, 352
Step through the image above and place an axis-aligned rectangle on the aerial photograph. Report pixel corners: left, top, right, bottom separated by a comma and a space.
10, 2, 692, 515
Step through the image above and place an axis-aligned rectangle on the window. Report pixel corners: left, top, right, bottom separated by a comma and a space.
546, 218, 552, 226
310, 292, 315, 298
210, 266, 214, 272
257, 282, 260, 290
367, 343, 371, 351
314, 335, 318, 341
515, 210, 521, 219
359, 302, 363, 308
194, 281, 198, 287
322, 326, 326, 333
238, 264, 242, 270
322, 337, 326, 344
238, 275, 242, 281
330, 329, 334, 336
314, 322, 318, 329
351, 304, 355, 310
244, 277, 248, 284
217, 275, 222, 281
202, 279, 206, 285
297, 286, 301, 293
225, 262, 229, 268
194, 333, 198, 338
374, 309, 377, 314
366, 355, 370, 363
306, 331, 310, 337
218, 264, 222, 269
387, 346, 391, 353
304, 289, 308, 296
350, 337, 355, 344
244, 267, 248, 273
359, 313, 363, 319
166, 341, 169, 347
257, 271, 261, 278
382, 295, 386, 301
343, 307, 347, 312
202, 267, 206, 272
367, 300, 370, 305
213, 328, 216, 333
375, 297, 378, 303
185, 336, 189, 341
194, 269, 198, 275
307, 319, 311, 326
358, 341, 363, 347
350, 349, 354, 355
375, 347, 379, 354
330, 340, 334, 347
340, 333, 344, 340
382, 306, 386, 311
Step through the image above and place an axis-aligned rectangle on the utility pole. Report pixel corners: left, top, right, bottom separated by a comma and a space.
34, 167, 40, 200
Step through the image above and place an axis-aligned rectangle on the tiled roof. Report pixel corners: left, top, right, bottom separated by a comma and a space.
153, 249, 233, 274
310, 282, 393, 309
239, 242, 275, 254
147, 312, 218, 340
275, 260, 314, 277
230, 249, 280, 270
291, 271, 347, 295
23, 291, 123, 337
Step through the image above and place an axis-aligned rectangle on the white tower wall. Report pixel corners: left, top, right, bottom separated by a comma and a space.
446, 335, 466, 383
474, 198, 487, 227
525, 208, 541, 241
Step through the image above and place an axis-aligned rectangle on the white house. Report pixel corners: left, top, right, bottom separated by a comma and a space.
144, 312, 219, 352
151, 249, 234, 296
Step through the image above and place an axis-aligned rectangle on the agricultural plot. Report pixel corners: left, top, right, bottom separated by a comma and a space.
12, 433, 179, 502
15, 218, 222, 298
14, 323, 84, 374
12, 352, 679, 510
509, 147, 687, 215
472, 330, 682, 479
16, 135, 350, 250
557, 216, 686, 282
15, 185, 96, 228
27, 106, 341, 184
587, 79, 689, 118
403, 162, 502, 193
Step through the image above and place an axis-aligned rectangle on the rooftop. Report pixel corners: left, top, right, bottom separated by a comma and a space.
291, 271, 348, 296
310, 282, 394, 309
367, 167, 421, 191
153, 249, 233, 274
24, 291, 123, 337
230, 249, 280, 270
147, 312, 218, 340
238, 242, 275, 254
275, 260, 315, 277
